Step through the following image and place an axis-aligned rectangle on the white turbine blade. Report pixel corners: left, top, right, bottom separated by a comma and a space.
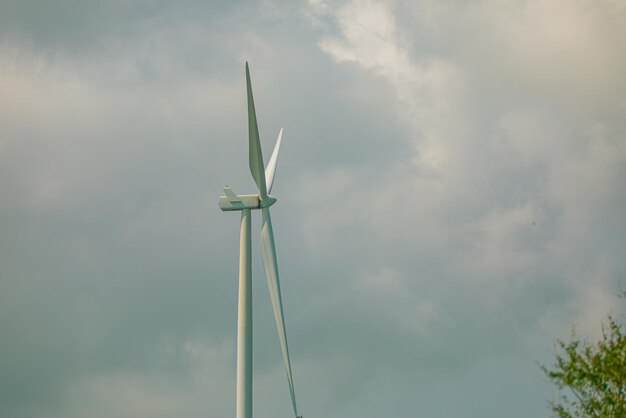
265, 128, 283, 194
260, 207, 298, 417
246, 62, 268, 200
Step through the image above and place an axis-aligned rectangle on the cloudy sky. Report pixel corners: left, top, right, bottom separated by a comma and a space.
1, 0, 625, 417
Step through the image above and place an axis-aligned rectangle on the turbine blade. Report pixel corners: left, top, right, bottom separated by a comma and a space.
246, 62, 268, 200
260, 207, 298, 417
265, 128, 283, 194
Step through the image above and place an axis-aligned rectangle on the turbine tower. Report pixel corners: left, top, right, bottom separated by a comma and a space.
218, 63, 300, 418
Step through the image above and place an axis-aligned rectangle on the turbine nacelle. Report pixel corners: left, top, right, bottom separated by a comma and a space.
218, 187, 277, 211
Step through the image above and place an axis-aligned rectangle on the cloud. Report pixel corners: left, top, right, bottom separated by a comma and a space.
311, 0, 626, 283
0, 31, 243, 416
1, 1, 625, 418
308, 2, 626, 412
56, 339, 235, 418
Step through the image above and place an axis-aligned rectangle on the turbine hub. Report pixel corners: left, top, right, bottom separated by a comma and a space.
260, 195, 277, 208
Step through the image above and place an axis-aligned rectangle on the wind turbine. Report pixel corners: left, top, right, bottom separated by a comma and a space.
218, 63, 300, 418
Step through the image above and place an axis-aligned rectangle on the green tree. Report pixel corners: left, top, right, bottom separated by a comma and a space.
542, 293, 626, 418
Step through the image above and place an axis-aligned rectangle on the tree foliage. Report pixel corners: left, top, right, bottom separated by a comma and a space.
542, 293, 626, 418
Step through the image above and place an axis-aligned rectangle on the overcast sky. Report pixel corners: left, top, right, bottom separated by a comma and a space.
1, 1, 625, 417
